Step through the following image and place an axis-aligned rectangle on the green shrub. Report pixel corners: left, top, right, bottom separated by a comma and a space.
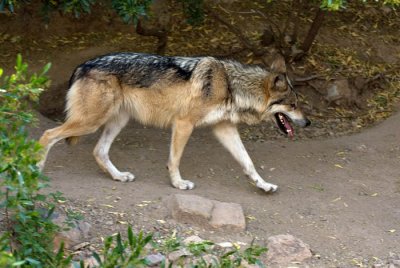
0, 55, 72, 267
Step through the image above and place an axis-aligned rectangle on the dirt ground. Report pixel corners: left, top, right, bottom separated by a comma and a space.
32, 101, 400, 267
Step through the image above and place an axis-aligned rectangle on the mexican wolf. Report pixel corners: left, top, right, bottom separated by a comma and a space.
38, 52, 310, 193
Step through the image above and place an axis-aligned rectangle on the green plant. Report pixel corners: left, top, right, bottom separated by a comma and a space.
111, 0, 152, 25
179, 0, 204, 25
85, 226, 153, 267
187, 241, 214, 257
0, 55, 71, 267
186, 241, 268, 268
158, 232, 182, 254
0, 234, 15, 267
0, 0, 16, 12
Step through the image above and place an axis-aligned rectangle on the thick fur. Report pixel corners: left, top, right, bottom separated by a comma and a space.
38, 52, 309, 192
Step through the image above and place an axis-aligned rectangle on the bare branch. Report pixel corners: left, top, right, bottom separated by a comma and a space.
204, 6, 267, 58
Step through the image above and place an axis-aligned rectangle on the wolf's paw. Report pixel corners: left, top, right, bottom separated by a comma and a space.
113, 172, 135, 182
173, 179, 195, 190
256, 181, 278, 193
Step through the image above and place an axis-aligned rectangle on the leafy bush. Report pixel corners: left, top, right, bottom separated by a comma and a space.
179, 0, 204, 25
0, 55, 72, 267
111, 0, 152, 25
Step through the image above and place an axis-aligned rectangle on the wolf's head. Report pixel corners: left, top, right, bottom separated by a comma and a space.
263, 57, 311, 138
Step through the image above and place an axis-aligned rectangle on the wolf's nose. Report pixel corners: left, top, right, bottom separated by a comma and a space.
305, 119, 311, 127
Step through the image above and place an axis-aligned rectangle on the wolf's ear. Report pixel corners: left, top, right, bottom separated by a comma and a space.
270, 57, 286, 73
264, 74, 287, 92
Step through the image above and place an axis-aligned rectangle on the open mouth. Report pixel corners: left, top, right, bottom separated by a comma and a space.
274, 112, 294, 138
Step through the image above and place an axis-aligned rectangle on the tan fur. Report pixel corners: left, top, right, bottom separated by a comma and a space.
38, 56, 308, 192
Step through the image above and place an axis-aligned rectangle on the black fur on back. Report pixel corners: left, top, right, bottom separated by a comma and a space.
68, 52, 201, 88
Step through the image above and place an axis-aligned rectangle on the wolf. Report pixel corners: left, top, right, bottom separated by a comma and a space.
38, 52, 310, 193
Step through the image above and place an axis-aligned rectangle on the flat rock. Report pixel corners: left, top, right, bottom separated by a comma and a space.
51, 212, 92, 250
210, 201, 246, 231
183, 235, 204, 245
325, 79, 353, 106
169, 194, 214, 227
72, 242, 90, 251
167, 194, 246, 231
266, 234, 312, 265
145, 253, 165, 266
168, 248, 192, 262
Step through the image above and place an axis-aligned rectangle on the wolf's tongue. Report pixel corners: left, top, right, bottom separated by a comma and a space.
280, 113, 294, 138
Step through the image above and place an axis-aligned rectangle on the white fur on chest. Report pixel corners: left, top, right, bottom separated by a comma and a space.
197, 107, 239, 126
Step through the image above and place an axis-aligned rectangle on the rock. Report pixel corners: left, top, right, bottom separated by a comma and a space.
72, 242, 90, 251
183, 235, 204, 245
191, 254, 219, 266
78, 221, 91, 238
51, 212, 67, 226
167, 194, 246, 231
145, 253, 165, 266
73, 256, 99, 267
266, 234, 312, 265
217, 242, 233, 248
54, 227, 82, 250
51, 212, 92, 250
168, 248, 192, 262
325, 79, 353, 105
373, 253, 400, 268
169, 194, 214, 227
388, 252, 400, 267
210, 201, 246, 231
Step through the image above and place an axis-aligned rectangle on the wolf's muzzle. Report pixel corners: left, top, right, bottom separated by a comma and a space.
294, 118, 311, 128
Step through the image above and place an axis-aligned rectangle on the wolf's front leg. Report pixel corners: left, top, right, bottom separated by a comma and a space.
167, 119, 195, 190
213, 122, 278, 193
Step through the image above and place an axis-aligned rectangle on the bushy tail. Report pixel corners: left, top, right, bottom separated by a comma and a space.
65, 136, 80, 145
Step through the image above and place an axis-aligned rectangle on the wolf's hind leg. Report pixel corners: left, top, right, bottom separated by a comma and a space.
38, 75, 123, 171
38, 122, 102, 171
213, 122, 278, 193
93, 112, 134, 182
167, 119, 195, 190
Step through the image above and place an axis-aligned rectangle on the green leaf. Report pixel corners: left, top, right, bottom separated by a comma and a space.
92, 252, 102, 265
16, 54, 22, 69
25, 257, 41, 265
12, 260, 26, 266
41, 63, 52, 76
128, 225, 134, 247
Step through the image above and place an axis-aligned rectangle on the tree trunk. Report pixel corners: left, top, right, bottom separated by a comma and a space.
136, 20, 168, 55
301, 8, 326, 53
136, 0, 170, 55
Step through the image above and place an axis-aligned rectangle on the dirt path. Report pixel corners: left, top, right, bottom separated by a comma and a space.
32, 103, 400, 267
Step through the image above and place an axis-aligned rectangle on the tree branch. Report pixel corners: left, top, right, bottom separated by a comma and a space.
204, 6, 267, 58
301, 8, 326, 53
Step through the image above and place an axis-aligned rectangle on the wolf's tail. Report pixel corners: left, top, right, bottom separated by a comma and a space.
65, 136, 80, 145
